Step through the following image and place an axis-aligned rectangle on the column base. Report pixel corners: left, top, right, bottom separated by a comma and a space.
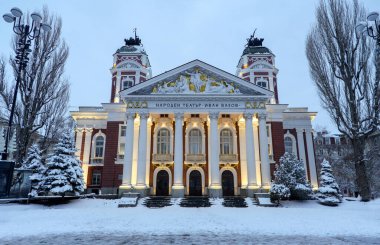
132, 186, 150, 197
118, 185, 133, 197
208, 187, 222, 198
247, 186, 261, 197
171, 186, 185, 198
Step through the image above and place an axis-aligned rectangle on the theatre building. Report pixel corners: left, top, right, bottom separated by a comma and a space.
70, 33, 318, 197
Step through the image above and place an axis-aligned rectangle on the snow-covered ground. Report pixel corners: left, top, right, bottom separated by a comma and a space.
0, 198, 379, 240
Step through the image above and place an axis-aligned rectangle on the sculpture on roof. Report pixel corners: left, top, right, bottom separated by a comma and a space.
246, 29, 264, 47
124, 28, 142, 46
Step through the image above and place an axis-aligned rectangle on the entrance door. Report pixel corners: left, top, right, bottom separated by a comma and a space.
189, 170, 202, 196
156, 170, 169, 196
222, 170, 234, 196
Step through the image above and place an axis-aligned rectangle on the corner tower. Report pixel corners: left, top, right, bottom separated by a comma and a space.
110, 31, 152, 103
236, 33, 279, 103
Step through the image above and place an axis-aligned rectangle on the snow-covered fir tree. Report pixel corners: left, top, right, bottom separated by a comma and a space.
0, 127, 5, 152
39, 130, 84, 196
317, 159, 342, 206
24, 144, 46, 197
270, 183, 291, 204
272, 152, 313, 200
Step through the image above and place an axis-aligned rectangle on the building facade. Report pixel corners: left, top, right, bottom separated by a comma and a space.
70, 33, 318, 197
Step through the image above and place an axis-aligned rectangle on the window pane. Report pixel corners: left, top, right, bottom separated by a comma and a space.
157, 129, 170, 154
95, 136, 104, 158
220, 129, 233, 155
120, 126, 126, 136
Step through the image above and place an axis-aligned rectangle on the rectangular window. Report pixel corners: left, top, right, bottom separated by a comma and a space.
92, 171, 101, 186
191, 114, 200, 118
221, 114, 230, 118
120, 125, 126, 137
160, 114, 169, 118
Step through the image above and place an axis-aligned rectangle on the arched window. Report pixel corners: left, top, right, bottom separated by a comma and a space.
220, 129, 233, 155
122, 77, 134, 90
284, 136, 293, 154
95, 136, 105, 158
189, 129, 202, 154
157, 129, 170, 154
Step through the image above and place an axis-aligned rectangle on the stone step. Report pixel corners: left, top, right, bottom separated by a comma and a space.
180, 196, 211, 208
222, 196, 248, 208
142, 196, 173, 208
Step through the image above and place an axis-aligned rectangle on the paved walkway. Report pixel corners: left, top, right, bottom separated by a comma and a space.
1, 234, 380, 245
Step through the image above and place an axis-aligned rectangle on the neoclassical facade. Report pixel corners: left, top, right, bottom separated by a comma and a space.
71, 34, 318, 197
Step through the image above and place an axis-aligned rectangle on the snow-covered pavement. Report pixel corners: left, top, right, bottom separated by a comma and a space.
0, 198, 379, 243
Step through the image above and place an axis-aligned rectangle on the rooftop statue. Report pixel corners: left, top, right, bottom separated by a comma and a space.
246, 29, 264, 47
124, 28, 142, 46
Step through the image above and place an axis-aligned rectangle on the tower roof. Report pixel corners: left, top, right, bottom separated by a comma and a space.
242, 32, 273, 56
115, 29, 147, 55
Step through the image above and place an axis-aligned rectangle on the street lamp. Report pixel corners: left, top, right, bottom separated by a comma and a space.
356, 11, 380, 98
355, 11, 380, 45
1, 8, 51, 161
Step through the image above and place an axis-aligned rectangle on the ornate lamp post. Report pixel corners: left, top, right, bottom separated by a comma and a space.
356, 11, 380, 97
1, 8, 51, 161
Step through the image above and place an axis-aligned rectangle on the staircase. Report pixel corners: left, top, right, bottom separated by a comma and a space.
253, 193, 278, 207
222, 196, 248, 208
180, 196, 212, 208
142, 196, 173, 208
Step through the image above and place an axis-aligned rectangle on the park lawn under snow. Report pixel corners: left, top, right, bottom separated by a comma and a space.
0, 198, 380, 238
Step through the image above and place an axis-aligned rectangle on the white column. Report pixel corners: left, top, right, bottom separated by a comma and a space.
82, 128, 93, 165
114, 71, 121, 103
173, 112, 184, 188
244, 112, 257, 188
209, 112, 221, 189
121, 112, 135, 187
305, 128, 318, 188
145, 119, 152, 185
253, 120, 261, 186
136, 112, 148, 187
238, 119, 248, 187
75, 128, 84, 158
258, 113, 271, 187
296, 128, 308, 178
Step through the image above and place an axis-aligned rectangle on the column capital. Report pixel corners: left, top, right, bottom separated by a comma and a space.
138, 112, 149, 120
85, 128, 93, 133
258, 112, 267, 120
126, 111, 136, 120
304, 128, 313, 133
209, 111, 220, 120
243, 112, 254, 120
75, 128, 85, 133
174, 112, 184, 120
296, 128, 305, 133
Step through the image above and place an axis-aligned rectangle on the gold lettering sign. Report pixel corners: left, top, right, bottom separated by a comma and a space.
126, 101, 148, 108
245, 101, 266, 109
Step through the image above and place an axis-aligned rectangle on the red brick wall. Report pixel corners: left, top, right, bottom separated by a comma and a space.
102, 121, 123, 188
271, 122, 285, 179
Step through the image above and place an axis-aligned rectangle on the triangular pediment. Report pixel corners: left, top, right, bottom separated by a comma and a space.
119, 60, 273, 97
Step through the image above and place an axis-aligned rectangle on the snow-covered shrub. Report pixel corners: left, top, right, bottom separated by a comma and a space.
270, 183, 290, 203
24, 144, 46, 197
39, 130, 84, 197
317, 159, 342, 206
273, 152, 313, 200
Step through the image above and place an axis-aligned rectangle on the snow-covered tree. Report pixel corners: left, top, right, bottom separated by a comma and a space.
273, 152, 313, 200
0, 127, 5, 152
317, 159, 342, 206
39, 130, 84, 196
270, 183, 290, 204
24, 144, 46, 197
